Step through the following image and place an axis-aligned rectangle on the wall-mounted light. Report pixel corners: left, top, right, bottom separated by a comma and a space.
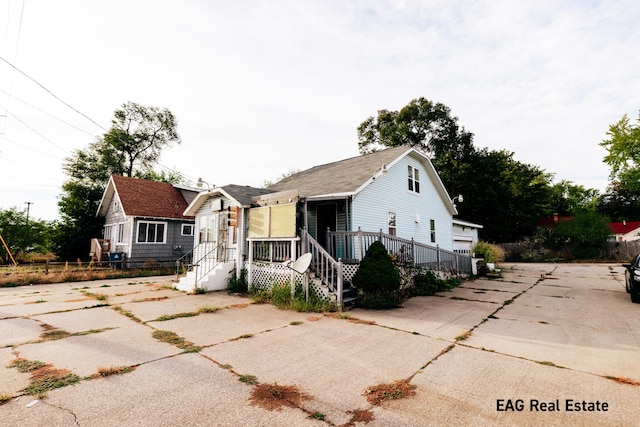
197, 177, 213, 190
452, 194, 463, 210
372, 164, 388, 180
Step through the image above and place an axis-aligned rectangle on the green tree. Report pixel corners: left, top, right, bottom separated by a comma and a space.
103, 102, 181, 178
550, 181, 600, 216
56, 102, 181, 260
357, 97, 474, 164
600, 112, 640, 190
356, 98, 564, 242
0, 207, 51, 263
548, 210, 611, 259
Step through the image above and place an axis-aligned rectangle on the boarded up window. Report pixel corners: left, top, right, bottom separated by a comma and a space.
248, 204, 296, 238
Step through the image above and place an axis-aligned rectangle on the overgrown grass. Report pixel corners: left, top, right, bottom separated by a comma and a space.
249, 284, 336, 313
0, 266, 176, 288
151, 330, 201, 353
8, 358, 80, 397
112, 306, 142, 323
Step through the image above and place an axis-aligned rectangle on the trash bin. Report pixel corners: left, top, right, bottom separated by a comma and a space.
108, 252, 125, 269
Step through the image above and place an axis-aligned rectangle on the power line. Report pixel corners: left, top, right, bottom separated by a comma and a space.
0, 55, 107, 132
5, 110, 69, 153
0, 91, 98, 137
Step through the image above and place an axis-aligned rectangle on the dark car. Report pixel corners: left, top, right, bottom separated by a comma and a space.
623, 255, 640, 303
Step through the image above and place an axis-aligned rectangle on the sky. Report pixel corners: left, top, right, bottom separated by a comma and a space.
1, 0, 639, 221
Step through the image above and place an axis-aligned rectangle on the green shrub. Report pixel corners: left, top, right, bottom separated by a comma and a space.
227, 269, 248, 293
472, 241, 505, 263
412, 269, 462, 295
412, 269, 440, 296
352, 241, 403, 309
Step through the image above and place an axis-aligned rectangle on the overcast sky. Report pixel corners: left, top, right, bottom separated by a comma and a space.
1, 0, 638, 221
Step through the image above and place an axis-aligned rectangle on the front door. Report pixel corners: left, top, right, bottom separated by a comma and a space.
316, 203, 337, 249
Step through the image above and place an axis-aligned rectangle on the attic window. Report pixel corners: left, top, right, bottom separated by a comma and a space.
408, 165, 420, 193
112, 199, 120, 212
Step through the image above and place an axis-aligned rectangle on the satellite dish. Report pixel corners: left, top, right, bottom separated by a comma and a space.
290, 253, 312, 274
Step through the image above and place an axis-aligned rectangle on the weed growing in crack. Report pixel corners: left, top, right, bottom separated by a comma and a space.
153, 311, 199, 321
40, 329, 71, 341
93, 365, 135, 378
345, 409, 375, 426
9, 358, 80, 397
151, 330, 201, 352
239, 375, 259, 385
605, 376, 640, 386
455, 331, 472, 341
364, 379, 416, 406
112, 306, 142, 323
249, 383, 310, 411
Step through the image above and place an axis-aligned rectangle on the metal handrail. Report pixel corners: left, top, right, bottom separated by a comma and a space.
192, 242, 236, 287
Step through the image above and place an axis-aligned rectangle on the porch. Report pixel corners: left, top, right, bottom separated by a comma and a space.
246, 227, 473, 307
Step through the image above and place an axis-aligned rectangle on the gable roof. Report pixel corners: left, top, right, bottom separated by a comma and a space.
183, 184, 273, 216
97, 175, 194, 220
268, 146, 457, 214
608, 221, 640, 235
268, 146, 409, 197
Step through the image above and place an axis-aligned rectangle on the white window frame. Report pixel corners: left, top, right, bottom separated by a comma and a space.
117, 223, 126, 244
430, 219, 436, 243
182, 224, 194, 236
388, 211, 397, 236
408, 165, 420, 194
137, 221, 167, 244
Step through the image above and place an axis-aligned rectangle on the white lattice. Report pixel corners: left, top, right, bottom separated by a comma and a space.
248, 262, 304, 291
342, 263, 359, 282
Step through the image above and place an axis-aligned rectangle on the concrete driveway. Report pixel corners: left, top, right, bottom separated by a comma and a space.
1, 263, 639, 426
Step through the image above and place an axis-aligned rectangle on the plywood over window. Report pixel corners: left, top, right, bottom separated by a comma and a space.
248, 203, 296, 238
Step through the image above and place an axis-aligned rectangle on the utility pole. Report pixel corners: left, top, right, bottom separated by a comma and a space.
25, 201, 33, 222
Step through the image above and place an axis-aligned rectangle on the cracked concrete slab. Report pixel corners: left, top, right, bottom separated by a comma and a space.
202, 316, 449, 426
14, 323, 180, 378
0, 317, 44, 347
1, 353, 323, 427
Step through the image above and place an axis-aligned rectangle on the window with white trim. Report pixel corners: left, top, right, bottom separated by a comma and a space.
388, 211, 397, 236
430, 219, 436, 243
137, 221, 166, 243
117, 223, 126, 244
182, 224, 194, 236
408, 165, 420, 193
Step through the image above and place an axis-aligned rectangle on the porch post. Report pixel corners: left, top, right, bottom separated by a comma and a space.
436, 244, 441, 271
290, 238, 297, 262
248, 240, 253, 287
357, 227, 363, 261
411, 238, 416, 265
337, 258, 343, 309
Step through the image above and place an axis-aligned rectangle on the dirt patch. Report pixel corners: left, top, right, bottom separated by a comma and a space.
364, 379, 417, 406
306, 316, 322, 322
249, 383, 311, 411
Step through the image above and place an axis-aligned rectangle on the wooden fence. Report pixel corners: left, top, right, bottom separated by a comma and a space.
499, 240, 640, 262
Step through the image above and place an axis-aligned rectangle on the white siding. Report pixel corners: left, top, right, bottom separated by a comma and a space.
351, 154, 453, 251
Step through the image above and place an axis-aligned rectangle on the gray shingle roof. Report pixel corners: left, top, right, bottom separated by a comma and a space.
268, 146, 410, 197
219, 184, 273, 206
